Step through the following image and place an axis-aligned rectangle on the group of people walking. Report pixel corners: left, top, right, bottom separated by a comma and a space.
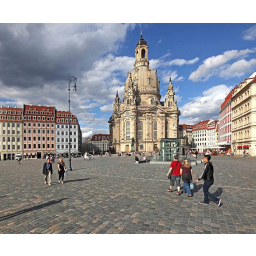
42, 158, 66, 185
167, 154, 222, 207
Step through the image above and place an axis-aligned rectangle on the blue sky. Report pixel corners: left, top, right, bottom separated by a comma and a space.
0, 23, 256, 138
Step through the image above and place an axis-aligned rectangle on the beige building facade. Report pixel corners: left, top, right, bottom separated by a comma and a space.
232, 72, 256, 156
109, 33, 180, 153
0, 106, 23, 161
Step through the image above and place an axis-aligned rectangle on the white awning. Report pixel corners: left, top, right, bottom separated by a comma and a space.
217, 142, 231, 146
207, 146, 226, 149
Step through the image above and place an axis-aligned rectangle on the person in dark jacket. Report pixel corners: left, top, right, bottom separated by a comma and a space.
196, 154, 221, 207
43, 158, 53, 186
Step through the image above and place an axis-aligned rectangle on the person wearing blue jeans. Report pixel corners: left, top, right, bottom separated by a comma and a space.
196, 154, 222, 207
181, 159, 193, 197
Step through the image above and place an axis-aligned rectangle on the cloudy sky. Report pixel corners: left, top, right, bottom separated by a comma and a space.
0, 23, 256, 138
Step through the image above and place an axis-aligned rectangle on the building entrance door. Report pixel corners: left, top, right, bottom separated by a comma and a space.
125, 145, 129, 153
37, 152, 42, 159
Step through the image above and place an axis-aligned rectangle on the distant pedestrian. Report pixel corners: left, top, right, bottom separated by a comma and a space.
195, 150, 198, 158
181, 159, 193, 197
58, 158, 66, 184
196, 154, 221, 207
17, 157, 21, 164
243, 150, 246, 157
43, 158, 53, 186
166, 155, 182, 195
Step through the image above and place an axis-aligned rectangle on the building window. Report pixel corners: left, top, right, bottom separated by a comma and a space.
126, 121, 130, 140
141, 49, 146, 58
139, 121, 143, 140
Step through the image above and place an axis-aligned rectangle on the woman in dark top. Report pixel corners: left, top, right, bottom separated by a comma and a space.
181, 159, 193, 197
58, 158, 66, 184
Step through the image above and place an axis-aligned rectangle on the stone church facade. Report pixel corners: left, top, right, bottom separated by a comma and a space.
109, 32, 180, 153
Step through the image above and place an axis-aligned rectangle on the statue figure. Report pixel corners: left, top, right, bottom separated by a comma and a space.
131, 137, 135, 146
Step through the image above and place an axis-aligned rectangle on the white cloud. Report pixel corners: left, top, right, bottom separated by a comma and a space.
156, 39, 162, 46
168, 57, 199, 66
175, 76, 185, 82
100, 103, 113, 112
82, 131, 93, 138
150, 56, 199, 69
189, 48, 256, 82
160, 70, 179, 83
175, 95, 182, 102
180, 84, 232, 122
243, 25, 256, 41
219, 58, 256, 78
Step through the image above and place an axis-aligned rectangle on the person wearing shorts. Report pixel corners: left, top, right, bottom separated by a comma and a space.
166, 155, 182, 195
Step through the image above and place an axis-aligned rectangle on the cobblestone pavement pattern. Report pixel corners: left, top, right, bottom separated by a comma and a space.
0, 156, 255, 234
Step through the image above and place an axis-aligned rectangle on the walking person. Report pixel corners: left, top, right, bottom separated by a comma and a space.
195, 150, 198, 158
58, 158, 66, 184
196, 154, 222, 207
181, 159, 193, 197
166, 155, 182, 195
43, 158, 53, 186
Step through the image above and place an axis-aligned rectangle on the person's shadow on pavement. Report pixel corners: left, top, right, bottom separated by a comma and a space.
212, 187, 223, 198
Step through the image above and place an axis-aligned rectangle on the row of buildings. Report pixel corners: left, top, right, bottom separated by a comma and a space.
218, 72, 256, 156
0, 104, 82, 161
178, 72, 256, 156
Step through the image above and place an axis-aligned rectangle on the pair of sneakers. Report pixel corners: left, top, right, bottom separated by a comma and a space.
167, 188, 181, 195
199, 198, 221, 207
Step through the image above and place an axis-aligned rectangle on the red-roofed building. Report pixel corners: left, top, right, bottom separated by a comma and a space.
218, 87, 235, 152
192, 119, 219, 152
22, 104, 56, 159
0, 106, 23, 160
55, 110, 82, 155
90, 134, 110, 153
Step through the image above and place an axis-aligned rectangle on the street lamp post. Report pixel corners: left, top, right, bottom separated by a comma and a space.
68, 75, 77, 171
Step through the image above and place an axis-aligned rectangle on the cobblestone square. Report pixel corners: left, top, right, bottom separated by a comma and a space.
0, 156, 255, 234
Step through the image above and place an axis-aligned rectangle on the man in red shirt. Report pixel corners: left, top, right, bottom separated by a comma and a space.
166, 155, 183, 195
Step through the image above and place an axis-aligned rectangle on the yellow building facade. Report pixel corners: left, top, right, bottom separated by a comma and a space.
109, 33, 180, 153
232, 72, 256, 156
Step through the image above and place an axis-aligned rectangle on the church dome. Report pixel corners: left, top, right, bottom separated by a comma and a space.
136, 31, 148, 46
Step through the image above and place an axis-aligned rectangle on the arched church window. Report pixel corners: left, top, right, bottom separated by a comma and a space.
139, 121, 143, 140
141, 49, 146, 58
126, 121, 130, 140
127, 99, 130, 105
168, 101, 172, 107
153, 120, 157, 139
